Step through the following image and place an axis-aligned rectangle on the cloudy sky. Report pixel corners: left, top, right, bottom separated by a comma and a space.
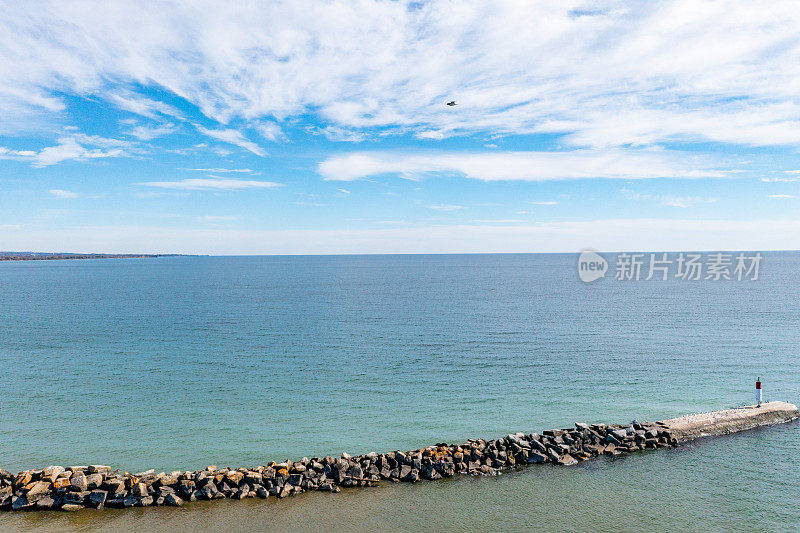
2, 0, 800, 254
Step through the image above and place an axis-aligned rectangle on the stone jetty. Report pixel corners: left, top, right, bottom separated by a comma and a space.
2, 402, 796, 513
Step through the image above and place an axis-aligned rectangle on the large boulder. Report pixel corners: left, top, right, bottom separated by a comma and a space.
88, 490, 108, 509
24, 481, 51, 502
70, 473, 88, 492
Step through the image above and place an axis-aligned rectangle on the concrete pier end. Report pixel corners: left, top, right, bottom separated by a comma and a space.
660, 401, 800, 442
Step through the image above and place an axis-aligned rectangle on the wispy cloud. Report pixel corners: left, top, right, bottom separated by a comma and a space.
127, 123, 176, 140
768, 194, 797, 199
308, 125, 367, 142
196, 126, 266, 156
319, 150, 725, 182
0, 136, 127, 167
5, 2, 800, 149
530, 201, 558, 205
108, 92, 184, 121
138, 177, 281, 191
255, 121, 285, 142
49, 189, 79, 199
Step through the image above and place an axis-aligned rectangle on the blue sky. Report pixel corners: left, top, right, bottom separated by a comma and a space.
2, 1, 800, 253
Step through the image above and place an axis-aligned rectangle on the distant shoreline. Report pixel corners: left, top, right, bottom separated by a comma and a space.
0, 253, 183, 261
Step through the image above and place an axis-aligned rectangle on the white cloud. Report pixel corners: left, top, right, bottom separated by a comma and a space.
255, 121, 285, 142
49, 189, 79, 199
308, 125, 367, 142
138, 176, 281, 191
196, 126, 266, 156
108, 93, 183, 120
4, 2, 800, 148
128, 123, 176, 140
337, 188, 351, 195
319, 150, 724, 182
0, 136, 126, 167
768, 194, 796, 199
530, 201, 558, 205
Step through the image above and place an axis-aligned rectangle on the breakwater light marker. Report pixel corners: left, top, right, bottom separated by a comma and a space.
756, 377, 762, 407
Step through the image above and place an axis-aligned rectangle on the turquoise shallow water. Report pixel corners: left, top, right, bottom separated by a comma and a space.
1, 253, 799, 531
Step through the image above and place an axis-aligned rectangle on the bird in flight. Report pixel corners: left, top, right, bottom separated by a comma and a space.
446, 101, 457, 106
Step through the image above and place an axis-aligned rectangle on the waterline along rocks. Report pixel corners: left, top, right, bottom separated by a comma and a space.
2, 402, 797, 513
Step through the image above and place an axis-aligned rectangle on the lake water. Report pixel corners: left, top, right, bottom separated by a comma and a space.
1, 253, 799, 531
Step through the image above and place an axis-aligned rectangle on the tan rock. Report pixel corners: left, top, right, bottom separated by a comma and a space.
52, 477, 71, 489
25, 481, 52, 502
226, 471, 243, 484
86, 474, 103, 490
61, 503, 84, 512
14, 472, 32, 488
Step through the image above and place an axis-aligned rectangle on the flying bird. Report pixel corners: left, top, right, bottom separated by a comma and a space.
446, 101, 457, 106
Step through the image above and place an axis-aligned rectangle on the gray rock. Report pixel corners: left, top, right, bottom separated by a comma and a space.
85, 474, 103, 490
35, 495, 57, 510
137, 496, 154, 507
70, 473, 88, 492
11, 496, 33, 511
88, 490, 107, 509
0, 486, 11, 508
164, 493, 184, 506
611, 429, 628, 440
200, 483, 221, 500
105, 498, 125, 509
526, 451, 548, 464
64, 491, 89, 505
43, 465, 65, 481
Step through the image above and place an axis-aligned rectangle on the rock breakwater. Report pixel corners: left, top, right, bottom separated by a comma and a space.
1, 420, 674, 512
2, 402, 796, 513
